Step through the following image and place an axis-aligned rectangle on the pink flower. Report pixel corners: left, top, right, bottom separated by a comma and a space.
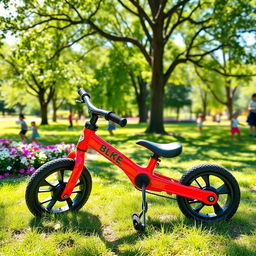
4, 173, 9, 177
0, 175, 3, 179
19, 169, 25, 174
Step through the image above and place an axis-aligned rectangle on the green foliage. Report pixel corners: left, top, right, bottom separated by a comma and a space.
165, 84, 191, 109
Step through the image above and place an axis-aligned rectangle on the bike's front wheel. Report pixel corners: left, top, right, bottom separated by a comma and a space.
177, 164, 240, 223
26, 158, 92, 216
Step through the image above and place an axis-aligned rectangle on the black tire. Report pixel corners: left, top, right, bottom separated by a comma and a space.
26, 158, 92, 216
177, 164, 240, 223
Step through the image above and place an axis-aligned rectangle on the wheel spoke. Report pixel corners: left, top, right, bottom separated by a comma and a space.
74, 181, 83, 187
38, 188, 53, 193
40, 179, 55, 187
213, 202, 223, 215
217, 183, 230, 195
40, 196, 53, 205
57, 170, 64, 183
194, 179, 203, 189
188, 199, 200, 204
202, 174, 210, 187
72, 189, 82, 194
46, 198, 57, 211
194, 203, 205, 213
66, 198, 73, 210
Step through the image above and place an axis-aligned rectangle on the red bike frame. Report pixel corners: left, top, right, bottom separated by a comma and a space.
61, 127, 218, 205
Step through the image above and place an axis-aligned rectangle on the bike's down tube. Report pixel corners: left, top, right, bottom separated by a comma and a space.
88, 134, 148, 183
88, 134, 218, 205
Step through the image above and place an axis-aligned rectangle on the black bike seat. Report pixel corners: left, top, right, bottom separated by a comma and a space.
136, 140, 182, 158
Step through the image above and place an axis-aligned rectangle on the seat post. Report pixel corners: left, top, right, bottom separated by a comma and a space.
147, 154, 159, 173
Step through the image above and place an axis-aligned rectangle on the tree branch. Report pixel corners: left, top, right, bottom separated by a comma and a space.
46, 86, 55, 104
129, 72, 139, 98
185, 25, 212, 58
163, 53, 187, 84
195, 67, 227, 105
87, 20, 152, 66
129, 0, 154, 27
164, 0, 189, 18
117, 0, 139, 17
64, 0, 84, 21
49, 31, 96, 60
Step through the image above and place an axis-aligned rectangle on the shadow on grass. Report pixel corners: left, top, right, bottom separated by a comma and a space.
29, 211, 144, 255
87, 160, 120, 184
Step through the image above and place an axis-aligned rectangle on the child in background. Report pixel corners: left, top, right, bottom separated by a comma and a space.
247, 93, 256, 137
196, 113, 204, 133
18, 114, 28, 142
31, 121, 40, 143
107, 120, 116, 136
230, 113, 241, 141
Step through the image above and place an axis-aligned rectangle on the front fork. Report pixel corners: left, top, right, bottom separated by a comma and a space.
60, 150, 85, 200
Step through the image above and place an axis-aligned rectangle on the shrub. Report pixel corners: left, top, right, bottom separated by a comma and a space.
0, 138, 75, 179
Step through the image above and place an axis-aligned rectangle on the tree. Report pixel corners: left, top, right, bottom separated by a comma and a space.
98, 43, 150, 122
191, 0, 256, 119
195, 65, 252, 119
165, 83, 191, 121
0, 31, 62, 124
0, 29, 95, 124
2, 0, 240, 133
93, 49, 133, 115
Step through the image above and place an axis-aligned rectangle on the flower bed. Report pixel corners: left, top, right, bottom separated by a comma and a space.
0, 138, 75, 179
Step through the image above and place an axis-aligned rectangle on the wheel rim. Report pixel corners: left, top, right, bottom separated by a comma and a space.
184, 171, 234, 219
36, 168, 87, 213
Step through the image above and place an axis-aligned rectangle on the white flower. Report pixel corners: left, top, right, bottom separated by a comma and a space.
7, 166, 12, 171
20, 157, 27, 164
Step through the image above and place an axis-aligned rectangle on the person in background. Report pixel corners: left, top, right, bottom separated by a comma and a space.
68, 111, 73, 128
230, 113, 241, 141
247, 93, 256, 137
196, 113, 204, 133
107, 120, 116, 136
18, 114, 28, 142
30, 121, 40, 143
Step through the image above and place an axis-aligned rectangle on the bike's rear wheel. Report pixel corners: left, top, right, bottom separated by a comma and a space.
177, 164, 240, 223
26, 158, 92, 216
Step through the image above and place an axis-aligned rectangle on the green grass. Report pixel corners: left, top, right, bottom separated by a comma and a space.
0, 118, 256, 255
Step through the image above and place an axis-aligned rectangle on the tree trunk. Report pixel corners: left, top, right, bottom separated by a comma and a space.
137, 76, 148, 123
52, 96, 57, 122
202, 98, 207, 118
176, 107, 180, 121
138, 101, 148, 123
225, 85, 233, 120
226, 100, 233, 120
146, 21, 166, 134
129, 73, 148, 123
15, 103, 26, 115
146, 71, 165, 133
39, 96, 48, 125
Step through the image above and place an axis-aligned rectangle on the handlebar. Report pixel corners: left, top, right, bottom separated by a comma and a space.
78, 88, 127, 127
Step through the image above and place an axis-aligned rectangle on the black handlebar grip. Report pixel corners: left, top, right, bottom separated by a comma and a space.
78, 88, 90, 101
107, 112, 127, 127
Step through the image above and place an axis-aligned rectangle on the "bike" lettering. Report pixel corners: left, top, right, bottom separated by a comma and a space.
99, 144, 123, 165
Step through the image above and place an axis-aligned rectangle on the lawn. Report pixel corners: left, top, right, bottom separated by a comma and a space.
0, 117, 256, 256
